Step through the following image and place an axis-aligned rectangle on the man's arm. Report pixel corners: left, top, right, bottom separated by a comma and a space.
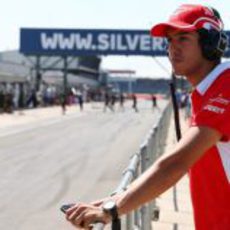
116, 125, 222, 215
66, 125, 221, 228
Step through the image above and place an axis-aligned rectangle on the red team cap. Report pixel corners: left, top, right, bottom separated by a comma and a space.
151, 4, 224, 37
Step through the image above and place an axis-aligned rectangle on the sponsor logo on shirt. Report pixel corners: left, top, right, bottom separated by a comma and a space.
203, 104, 225, 114
209, 95, 230, 105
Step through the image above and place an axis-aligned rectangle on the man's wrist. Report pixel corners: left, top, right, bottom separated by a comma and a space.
102, 200, 119, 221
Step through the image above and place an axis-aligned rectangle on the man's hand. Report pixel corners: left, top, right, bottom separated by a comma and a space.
65, 203, 111, 229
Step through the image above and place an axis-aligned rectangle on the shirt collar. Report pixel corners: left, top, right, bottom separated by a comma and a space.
196, 62, 230, 95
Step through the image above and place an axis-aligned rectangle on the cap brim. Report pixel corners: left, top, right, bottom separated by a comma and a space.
150, 22, 196, 37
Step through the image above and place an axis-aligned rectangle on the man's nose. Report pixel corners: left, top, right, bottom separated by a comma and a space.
168, 39, 181, 51
168, 41, 181, 56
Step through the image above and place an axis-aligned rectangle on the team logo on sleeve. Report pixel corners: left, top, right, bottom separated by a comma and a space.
203, 94, 230, 114
209, 94, 230, 105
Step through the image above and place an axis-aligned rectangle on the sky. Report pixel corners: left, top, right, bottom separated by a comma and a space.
1, 0, 230, 78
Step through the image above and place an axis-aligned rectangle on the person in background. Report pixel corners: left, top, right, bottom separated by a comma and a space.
60, 92, 66, 115
110, 94, 116, 112
132, 94, 138, 112
103, 91, 113, 112
119, 93, 125, 111
64, 4, 230, 230
78, 93, 84, 111
151, 94, 157, 109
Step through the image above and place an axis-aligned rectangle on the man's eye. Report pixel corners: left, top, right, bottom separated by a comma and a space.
179, 36, 188, 42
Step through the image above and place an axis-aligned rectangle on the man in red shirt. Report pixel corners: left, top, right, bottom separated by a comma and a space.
65, 4, 230, 230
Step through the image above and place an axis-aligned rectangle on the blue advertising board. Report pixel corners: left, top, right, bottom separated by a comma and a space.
20, 28, 230, 57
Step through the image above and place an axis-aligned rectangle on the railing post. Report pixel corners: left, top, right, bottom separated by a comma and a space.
140, 143, 152, 230
126, 212, 134, 230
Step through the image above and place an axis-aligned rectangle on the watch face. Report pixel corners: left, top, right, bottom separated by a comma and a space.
103, 200, 119, 221
104, 200, 115, 210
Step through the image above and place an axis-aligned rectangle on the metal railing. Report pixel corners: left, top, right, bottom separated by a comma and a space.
94, 103, 172, 230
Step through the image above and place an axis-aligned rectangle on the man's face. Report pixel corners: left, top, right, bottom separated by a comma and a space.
167, 30, 206, 78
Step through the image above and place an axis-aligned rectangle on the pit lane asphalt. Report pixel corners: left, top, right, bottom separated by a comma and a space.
0, 100, 167, 230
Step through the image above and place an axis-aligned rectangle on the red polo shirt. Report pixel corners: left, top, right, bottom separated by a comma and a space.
190, 62, 230, 230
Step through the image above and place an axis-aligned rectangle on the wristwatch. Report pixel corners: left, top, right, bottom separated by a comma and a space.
102, 200, 119, 221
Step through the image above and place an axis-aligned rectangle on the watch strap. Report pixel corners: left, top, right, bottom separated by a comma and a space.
103, 201, 119, 221
112, 218, 121, 230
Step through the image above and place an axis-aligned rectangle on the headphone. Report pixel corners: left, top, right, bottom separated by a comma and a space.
199, 7, 228, 61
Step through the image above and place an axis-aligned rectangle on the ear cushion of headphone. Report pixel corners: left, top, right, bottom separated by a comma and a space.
199, 29, 221, 61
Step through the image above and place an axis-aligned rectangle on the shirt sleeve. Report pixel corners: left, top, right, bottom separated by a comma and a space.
191, 86, 230, 141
